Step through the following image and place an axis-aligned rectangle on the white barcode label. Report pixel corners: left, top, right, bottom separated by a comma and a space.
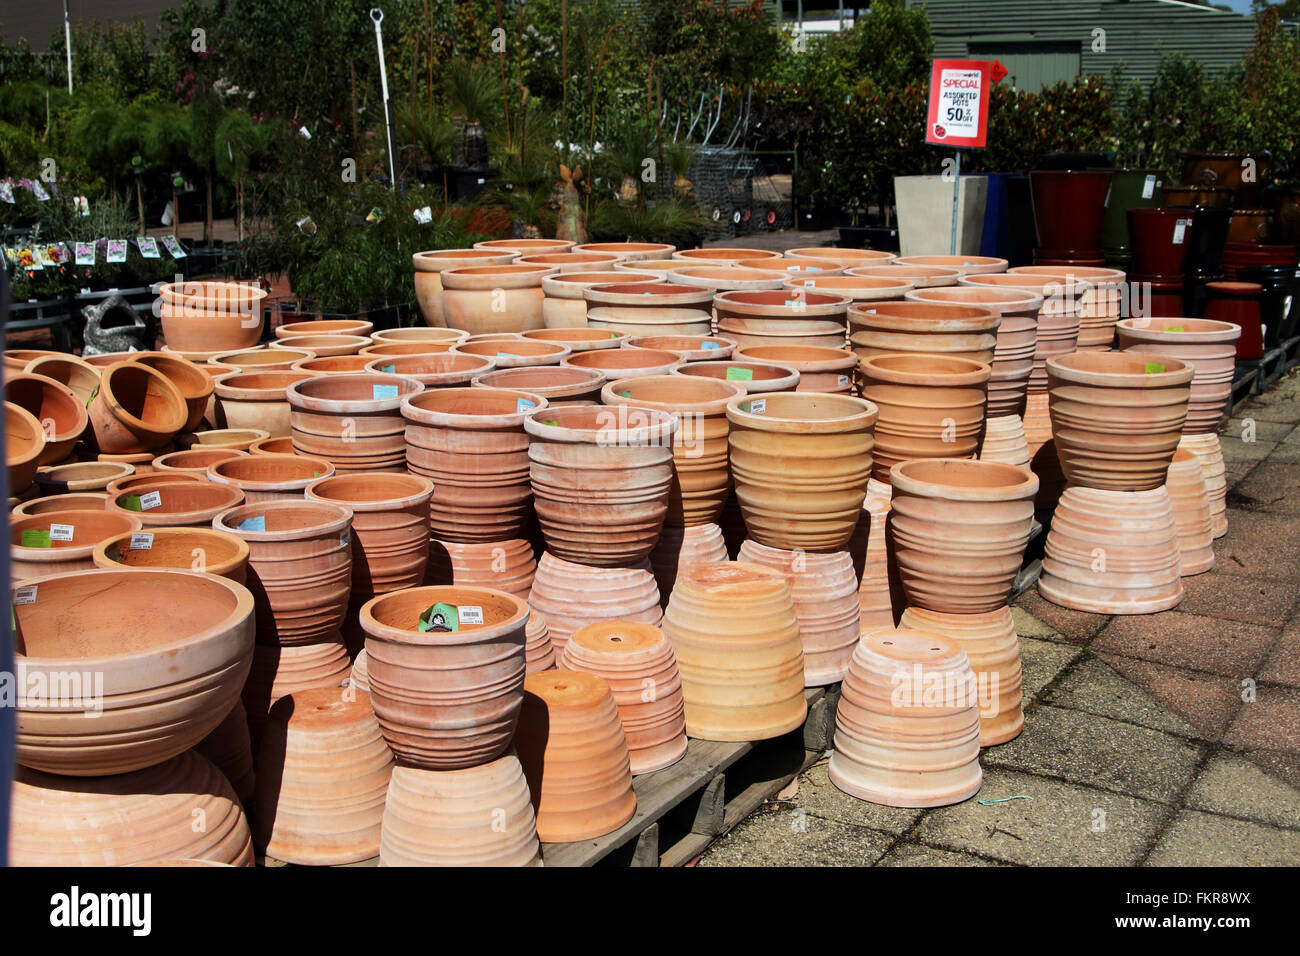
130, 532, 154, 550
13, 585, 37, 605
340, 528, 351, 548
837, 375, 850, 388
458, 605, 485, 625
49, 524, 75, 542
1172, 219, 1189, 245
1142, 175, 1157, 199
139, 491, 162, 510
749, 398, 767, 414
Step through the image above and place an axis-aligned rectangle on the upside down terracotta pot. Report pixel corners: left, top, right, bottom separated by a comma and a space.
254, 688, 395, 865
648, 522, 729, 605
403, 386, 547, 543
9, 509, 143, 581
848, 301, 1000, 365
733, 345, 857, 394
106, 480, 245, 527
583, 282, 714, 337
440, 263, 552, 334
5, 373, 87, 464
528, 551, 662, 654
215, 500, 353, 646
514, 670, 637, 842
289, 373, 424, 472
425, 537, 536, 601
1117, 317, 1241, 434
1165, 448, 1215, 575
525, 610, 555, 674
829, 629, 983, 807
208, 453, 336, 503
5, 400, 44, 492
1179, 432, 1228, 538
560, 621, 688, 775
673, 360, 800, 393
524, 404, 678, 566
88, 361, 188, 454
413, 248, 518, 328
726, 391, 877, 550
214, 370, 314, 438
473, 365, 605, 405
196, 699, 256, 802
92, 525, 250, 583
241, 634, 351, 749
380, 755, 542, 866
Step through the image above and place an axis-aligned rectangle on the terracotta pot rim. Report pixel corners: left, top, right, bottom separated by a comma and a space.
523, 404, 679, 443
209, 347, 314, 369
287, 373, 424, 411
214, 370, 315, 397
849, 301, 1000, 330
275, 319, 375, 338
674, 361, 800, 388
412, 248, 517, 272
9, 509, 143, 557
562, 348, 684, 373
305, 471, 434, 510
452, 340, 572, 361
517, 252, 620, 266
247, 437, 296, 455
474, 238, 575, 252
783, 276, 914, 294
1047, 351, 1195, 386
732, 345, 857, 371
599, 374, 744, 412
672, 265, 790, 282
673, 248, 781, 261
91, 526, 250, 575
582, 281, 714, 304
471, 366, 605, 395
907, 287, 1044, 311
98, 362, 188, 435
401, 386, 549, 426
849, 264, 961, 279
106, 481, 244, 518
371, 328, 469, 344
264, 333, 370, 348
522, 329, 628, 349
725, 391, 879, 431
439, 264, 556, 286
5, 401, 45, 471
785, 247, 896, 262
183, 428, 270, 447
35, 460, 134, 485
714, 289, 852, 312
364, 353, 495, 378
360, 584, 530, 645
11, 492, 107, 516
624, 334, 736, 353
960, 274, 1093, 295
213, 499, 352, 539
890, 457, 1040, 501
859, 353, 992, 385
153, 448, 248, 471
7, 372, 89, 440
309, 355, 400, 375
1116, 317, 1242, 342
207, 453, 335, 489
575, 241, 675, 254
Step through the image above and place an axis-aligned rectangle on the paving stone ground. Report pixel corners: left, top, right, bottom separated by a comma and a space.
702, 366, 1300, 867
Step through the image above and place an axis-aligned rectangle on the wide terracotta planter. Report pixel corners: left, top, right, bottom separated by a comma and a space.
10, 509, 144, 581
1166, 448, 1214, 575
785, 247, 896, 269
583, 282, 714, 337
306, 471, 434, 600
648, 522, 729, 606
292, 355, 374, 376
1010, 263, 1127, 349
213, 370, 313, 438
514, 670, 637, 841
733, 345, 857, 394
11, 491, 107, 517
95, 448, 166, 473
524, 404, 678, 565
475, 238, 574, 256
784, 274, 914, 304
128, 352, 214, 432
426, 537, 536, 601
452, 338, 570, 369
241, 635, 351, 748
413, 249, 518, 328
624, 334, 736, 361
403, 386, 547, 542
888, 458, 1038, 613
1029, 169, 1113, 259
159, 280, 267, 352
673, 360, 800, 393
673, 247, 781, 265
672, 265, 790, 297
5, 400, 45, 491
366, 351, 494, 388
208, 452, 335, 503
274, 333, 370, 357
519, 251, 619, 273
473, 365, 605, 405
859, 354, 991, 484
714, 289, 851, 350
575, 241, 675, 261
522, 325, 630, 352
829, 629, 982, 806
153, 446, 246, 476
33, 460, 133, 495
253, 688, 395, 865
93, 525, 250, 583
106, 480, 245, 527
81, 350, 141, 368
738, 257, 846, 278
13, 568, 254, 776
850, 263, 961, 287
559, 621, 688, 774
1117, 317, 1240, 434
210, 346, 314, 373
360, 584, 529, 770
562, 346, 684, 381
9, 751, 253, 866
86, 361, 187, 454
359, 341, 456, 359
894, 254, 1007, 275
215, 500, 353, 645
601, 375, 742, 526
528, 551, 662, 653
371, 327, 469, 346
1179, 432, 1228, 538
248, 436, 296, 455
662, 561, 806, 740
848, 301, 999, 365
288, 373, 424, 472
23, 353, 100, 407
736, 540, 860, 685
440, 263, 553, 334
1046, 351, 1193, 491
526, 611, 555, 673
277, 318, 375, 339
105, 470, 204, 498
726, 391, 877, 550
380, 755, 541, 866
612, 259, 703, 279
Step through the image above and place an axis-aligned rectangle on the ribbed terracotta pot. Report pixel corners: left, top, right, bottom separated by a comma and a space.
306, 471, 434, 600
733, 345, 856, 394
5, 372, 87, 464
288, 373, 424, 472
277, 318, 376, 339
888, 458, 1039, 614
196, 699, 256, 802
403, 386, 547, 542
562, 346, 684, 380
241, 634, 351, 749
662, 561, 805, 740
33, 460, 133, 495
514, 670, 637, 842
214, 370, 313, 438
1179, 432, 1228, 538
726, 391, 877, 550
980, 414, 1031, 468
736, 540, 860, 685
349, 648, 370, 691
624, 334, 736, 361
522, 326, 629, 352
576, 241, 675, 261
525, 610, 555, 673
208, 453, 336, 503
525, 404, 678, 565
360, 584, 529, 770
528, 551, 662, 654
413, 249, 518, 328
425, 537, 536, 601
472, 365, 605, 405
88, 361, 187, 454
859, 354, 990, 484
715, 289, 851, 350
159, 280, 266, 352
1039, 486, 1183, 614
1165, 448, 1215, 575
559, 621, 688, 774
92, 525, 250, 583
13, 568, 254, 776
540, 271, 658, 328
452, 339, 571, 369
106, 480, 245, 527
215, 500, 353, 645
128, 351, 214, 432
440, 263, 553, 334
5, 400, 44, 491
1008, 264, 1125, 349
829, 629, 983, 806
1117, 317, 1241, 434
848, 301, 1000, 366
9, 751, 254, 866
22, 353, 100, 407
253, 687, 395, 865
851, 263, 962, 287
365, 351, 494, 388
210, 346, 315, 373
583, 282, 714, 337
673, 360, 801, 393
1046, 351, 1193, 491
601, 374, 742, 527
648, 522, 727, 607
673, 247, 782, 265
1022, 391, 1053, 457
153, 446, 246, 477
379, 755, 542, 866
783, 273, 915, 305
672, 265, 790, 297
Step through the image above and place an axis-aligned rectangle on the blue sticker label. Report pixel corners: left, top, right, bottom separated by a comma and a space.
381, 363, 396, 373
516, 397, 537, 413
373, 384, 400, 400
237, 516, 266, 531
702, 341, 720, 350
497, 351, 521, 358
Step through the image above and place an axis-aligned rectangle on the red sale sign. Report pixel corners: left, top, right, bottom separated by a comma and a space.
925, 59, 994, 149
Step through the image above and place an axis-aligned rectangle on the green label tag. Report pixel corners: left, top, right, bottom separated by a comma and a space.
20, 529, 50, 548
381, 363, 396, 373
1144, 362, 1166, 374
542, 419, 558, 426
610, 332, 619, 338
122, 494, 143, 512
725, 366, 754, 381
418, 602, 458, 632
1165, 326, 1184, 332
619, 390, 631, 398
86, 384, 100, 407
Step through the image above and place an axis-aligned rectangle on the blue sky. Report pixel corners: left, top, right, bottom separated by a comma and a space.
1216, 0, 1256, 12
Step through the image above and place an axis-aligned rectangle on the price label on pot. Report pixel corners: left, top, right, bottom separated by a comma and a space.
372, 384, 399, 400
1142, 175, 1158, 200
1144, 362, 1166, 374
725, 366, 754, 381
340, 528, 351, 548
380, 364, 396, 374
13, 585, 37, 605
702, 341, 721, 350
516, 397, 536, 414
458, 605, 484, 626
418, 602, 459, 632
497, 352, 520, 358
20, 530, 51, 548
130, 532, 154, 550
838, 374, 851, 388
1172, 219, 1190, 245
139, 491, 162, 510
237, 516, 266, 532
744, 398, 767, 415
925, 59, 993, 149
49, 523, 75, 542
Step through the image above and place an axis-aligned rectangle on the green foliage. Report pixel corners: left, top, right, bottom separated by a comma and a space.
589, 197, 705, 247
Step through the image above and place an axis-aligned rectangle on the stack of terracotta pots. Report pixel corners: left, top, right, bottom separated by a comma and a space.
714, 289, 853, 349
1008, 265, 1126, 351
583, 282, 714, 337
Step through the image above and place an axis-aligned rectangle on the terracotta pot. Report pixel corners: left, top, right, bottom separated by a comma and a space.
208, 452, 335, 503
854, 488, 896, 632
582, 282, 714, 337
288, 373, 424, 472
859, 354, 991, 484
894, 254, 1008, 275
349, 648, 370, 691
10, 509, 145, 582
22, 353, 100, 406
359, 341, 456, 359
848, 301, 999, 366
612, 259, 704, 279
1030, 169, 1113, 259
528, 551, 662, 653
13, 567, 254, 775
248, 436, 295, 455
380, 755, 542, 866
736, 540, 860, 685
726, 391, 877, 550
1203, 281, 1265, 360
292, 355, 375, 375
127, 352, 213, 432
253, 688, 394, 865
522, 325, 630, 351
525, 610, 555, 674
1116, 317, 1240, 434
403, 386, 547, 542
514, 670, 637, 842
524, 404, 678, 565
9, 751, 253, 866
575, 241, 675, 260
277, 318, 375, 339
1039, 485, 1184, 614
518, 251, 619, 273
105, 470, 204, 498
413, 249, 518, 328
370, 327, 469, 346
1179, 432, 1228, 538
5, 348, 60, 371
472, 365, 605, 405
624, 334, 736, 361
210, 346, 315, 373
888, 458, 1038, 613
783, 274, 915, 305
306, 471, 434, 600
786, 246, 896, 268
213, 370, 313, 438
360, 584, 530, 770
365, 351, 494, 388
829, 629, 983, 806
850, 263, 962, 287
648, 522, 728, 606
11, 491, 107, 517
11, 371, 92, 458
980, 414, 1031, 468
81, 350, 141, 368
241, 634, 351, 748
1165, 448, 1215, 575
440, 264, 553, 334
178, 427, 270, 451
1046, 351, 1193, 491
96, 448, 165, 473
153, 447, 246, 476
475, 238, 574, 256
671, 266, 791, 296
274, 334, 370, 357
738, 257, 846, 278
563, 346, 685, 380
715, 289, 851, 350
560, 621, 688, 774
452, 338, 570, 369
662, 561, 806, 740
92, 526, 250, 583
5, 400, 45, 491
733, 345, 857, 394
673, 360, 800, 393
33, 460, 133, 494
196, 700, 256, 802
673, 247, 781, 265
1022, 391, 1053, 457
159, 280, 267, 352
601, 375, 742, 526
106, 480, 245, 527
423, 537, 536, 601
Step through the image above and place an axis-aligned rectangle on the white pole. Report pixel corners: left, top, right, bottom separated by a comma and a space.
370, 8, 397, 189
949, 150, 961, 255
63, 0, 73, 94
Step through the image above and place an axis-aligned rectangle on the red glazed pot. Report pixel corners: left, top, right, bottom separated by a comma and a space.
1202, 281, 1265, 360
1127, 208, 1195, 280
1029, 169, 1113, 259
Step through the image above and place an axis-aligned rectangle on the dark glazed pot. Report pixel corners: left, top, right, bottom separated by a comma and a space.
1029, 169, 1112, 260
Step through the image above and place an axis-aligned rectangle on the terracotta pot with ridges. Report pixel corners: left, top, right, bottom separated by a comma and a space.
848, 301, 1000, 366
649, 522, 728, 605
349, 648, 370, 692
540, 271, 658, 328
829, 629, 983, 807
1179, 432, 1228, 538
560, 621, 688, 774
1008, 264, 1125, 349
514, 670, 637, 842
13, 568, 254, 776
523, 610, 555, 673
733, 345, 857, 394
88, 361, 188, 454
854, 489, 896, 632
737, 540, 861, 686
253, 688, 395, 865
440, 263, 553, 334
153, 446, 246, 476
661, 561, 806, 741
979, 414, 1031, 468
197, 699, 256, 802
413, 248, 518, 327
10, 509, 143, 581
528, 551, 662, 653
34, 461, 132, 495
360, 584, 529, 770
106, 480, 245, 527
473, 365, 605, 405
380, 754, 542, 866
674, 360, 800, 393
726, 391, 877, 551
288, 373, 424, 472
403, 386, 547, 542
11, 491, 107, 517
214, 370, 314, 438
215, 500, 353, 645
22, 354, 100, 406
208, 453, 335, 503
715, 289, 852, 350
5, 373, 87, 464
1117, 317, 1241, 434
1165, 448, 1215, 575
242, 634, 351, 748
5, 400, 45, 492
425, 537, 536, 601
92, 525, 250, 583
10, 751, 254, 866
583, 281, 715, 337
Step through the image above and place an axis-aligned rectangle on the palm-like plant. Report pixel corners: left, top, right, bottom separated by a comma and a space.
214, 110, 274, 241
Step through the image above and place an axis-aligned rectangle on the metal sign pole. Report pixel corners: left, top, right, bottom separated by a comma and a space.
63, 0, 73, 94
949, 150, 961, 255
370, 8, 397, 189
